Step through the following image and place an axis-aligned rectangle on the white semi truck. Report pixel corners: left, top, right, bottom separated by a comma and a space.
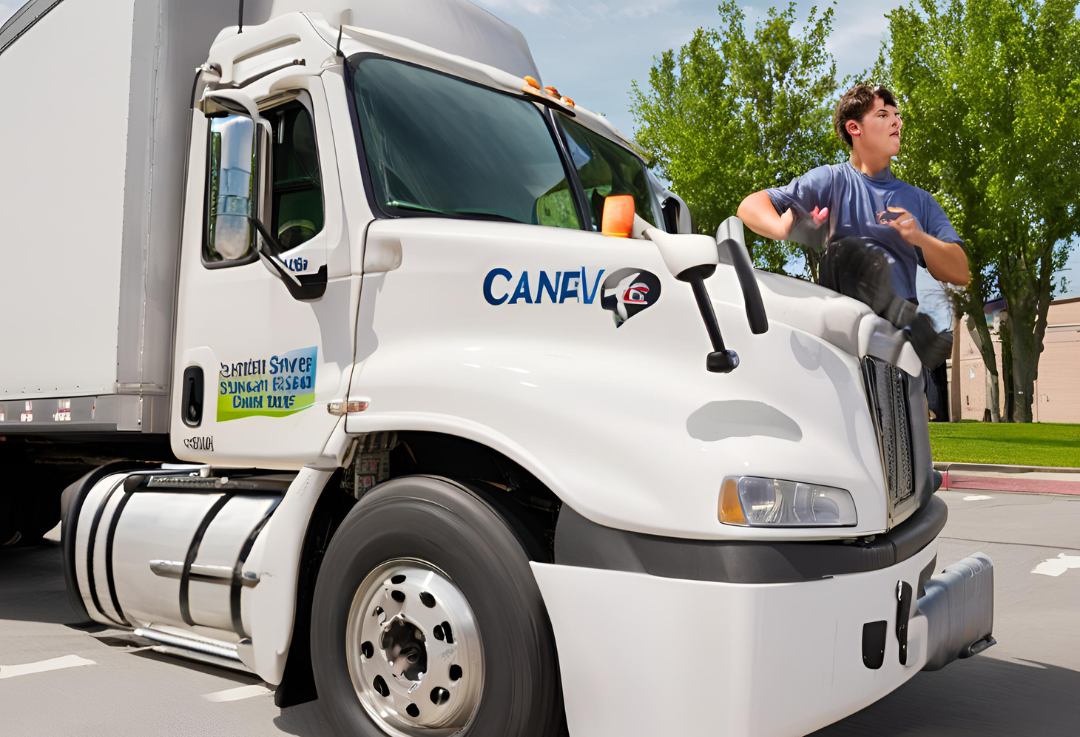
0, 1, 995, 734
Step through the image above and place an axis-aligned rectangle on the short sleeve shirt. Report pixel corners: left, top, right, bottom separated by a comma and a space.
766, 162, 963, 302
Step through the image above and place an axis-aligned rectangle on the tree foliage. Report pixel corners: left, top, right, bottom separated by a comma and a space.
878, 0, 1080, 421
630, 1, 844, 273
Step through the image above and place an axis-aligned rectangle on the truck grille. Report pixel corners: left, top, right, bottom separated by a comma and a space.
862, 357, 915, 513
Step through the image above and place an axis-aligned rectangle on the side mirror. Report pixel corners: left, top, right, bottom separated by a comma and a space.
202, 89, 327, 301
645, 227, 739, 374
206, 113, 259, 261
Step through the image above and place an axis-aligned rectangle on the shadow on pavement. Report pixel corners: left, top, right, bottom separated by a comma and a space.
273, 702, 335, 737
813, 654, 1080, 736
0, 540, 78, 625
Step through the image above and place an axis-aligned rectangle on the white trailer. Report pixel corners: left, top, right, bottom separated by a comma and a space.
0, 1, 995, 735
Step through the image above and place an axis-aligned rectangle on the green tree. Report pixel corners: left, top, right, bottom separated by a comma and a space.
879, 0, 1080, 422
630, 1, 844, 274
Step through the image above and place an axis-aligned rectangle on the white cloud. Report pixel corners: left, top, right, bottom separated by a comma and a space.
479, 0, 557, 14
479, 0, 679, 20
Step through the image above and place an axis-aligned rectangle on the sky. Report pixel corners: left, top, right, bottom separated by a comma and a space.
1, 0, 1076, 300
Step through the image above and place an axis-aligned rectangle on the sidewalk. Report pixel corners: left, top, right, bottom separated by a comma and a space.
935, 462, 1080, 496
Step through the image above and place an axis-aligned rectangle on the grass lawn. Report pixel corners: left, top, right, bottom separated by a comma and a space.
929, 421, 1080, 468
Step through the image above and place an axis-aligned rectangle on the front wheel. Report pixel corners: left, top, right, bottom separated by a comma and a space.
311, 476, 563, 736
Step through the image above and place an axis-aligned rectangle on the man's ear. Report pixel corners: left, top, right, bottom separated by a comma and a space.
846, 119, 861, 138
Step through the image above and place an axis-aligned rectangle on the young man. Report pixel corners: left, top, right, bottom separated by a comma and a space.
737, 85, 969, 351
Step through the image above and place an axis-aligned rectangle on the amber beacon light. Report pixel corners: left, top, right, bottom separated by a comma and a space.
601, 194, 635, 238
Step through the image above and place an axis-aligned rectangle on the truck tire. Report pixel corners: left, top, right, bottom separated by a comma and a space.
311, 476, 563, 737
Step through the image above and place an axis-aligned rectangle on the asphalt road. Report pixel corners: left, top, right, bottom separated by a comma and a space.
1, 489, 1078, 737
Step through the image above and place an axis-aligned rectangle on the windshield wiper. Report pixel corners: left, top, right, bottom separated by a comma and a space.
386, 200, 520, 224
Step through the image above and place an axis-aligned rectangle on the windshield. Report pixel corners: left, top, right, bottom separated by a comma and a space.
348, 56, 580, 230
557, 114, 657, 230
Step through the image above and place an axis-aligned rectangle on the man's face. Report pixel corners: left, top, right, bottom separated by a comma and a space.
849, 96, 902, 159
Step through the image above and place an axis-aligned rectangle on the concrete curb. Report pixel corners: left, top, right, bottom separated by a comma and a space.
934, 462, 1080, 496
933, 462, 1080, 474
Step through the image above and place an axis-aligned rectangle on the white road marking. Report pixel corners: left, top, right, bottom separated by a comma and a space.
202, 684, 272, 702
0, 654, 96, 680
1032, 554, 1080, 577
963, 495, 993, 501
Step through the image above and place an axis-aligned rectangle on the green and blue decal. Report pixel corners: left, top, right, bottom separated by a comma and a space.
217, 346, 317, 422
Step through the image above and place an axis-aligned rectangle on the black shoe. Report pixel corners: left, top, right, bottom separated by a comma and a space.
907, 315, 953, 369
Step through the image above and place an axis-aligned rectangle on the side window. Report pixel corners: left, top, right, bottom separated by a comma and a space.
557, 115, 658, 231
203, 97, 323, 267
268, 99, 324, 252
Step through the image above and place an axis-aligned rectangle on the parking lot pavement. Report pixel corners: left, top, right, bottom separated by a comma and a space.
2, 490, 1078, 736
0, 533, 335, 737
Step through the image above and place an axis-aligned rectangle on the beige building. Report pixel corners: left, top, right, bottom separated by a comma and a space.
954, 296, 1080, 422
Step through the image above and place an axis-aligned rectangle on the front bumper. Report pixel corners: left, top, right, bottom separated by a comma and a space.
531, 541, 994, 737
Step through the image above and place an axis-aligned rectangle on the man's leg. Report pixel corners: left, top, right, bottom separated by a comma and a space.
820, 238, 952, 368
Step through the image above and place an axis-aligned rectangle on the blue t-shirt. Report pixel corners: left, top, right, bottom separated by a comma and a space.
766, 162, 963, 302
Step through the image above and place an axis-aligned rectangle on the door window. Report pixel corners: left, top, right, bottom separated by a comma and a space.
267, 99, 324, 252
556, 115, 658, 231
348, 56, 580, 230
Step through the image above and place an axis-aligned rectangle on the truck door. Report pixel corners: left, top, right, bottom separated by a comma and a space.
171, 82, 353, 467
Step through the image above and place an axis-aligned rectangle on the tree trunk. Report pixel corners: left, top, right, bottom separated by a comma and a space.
999, 239, 1055, 423
1000, 320, 1015, 422
1009, 316, 1043, 423
986, 364, 1001, 423
950, 310, 962, 423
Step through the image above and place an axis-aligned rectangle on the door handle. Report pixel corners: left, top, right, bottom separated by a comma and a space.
182, 366, 205, 427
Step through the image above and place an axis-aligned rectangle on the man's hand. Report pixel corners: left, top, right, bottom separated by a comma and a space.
880, 207, 970, 286
880, 206, 921, 244
810, 206, 829, 228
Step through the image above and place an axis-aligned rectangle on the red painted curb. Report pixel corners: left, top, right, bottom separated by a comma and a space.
941, 471, 1080, 496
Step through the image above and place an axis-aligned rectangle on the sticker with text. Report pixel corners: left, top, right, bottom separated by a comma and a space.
217, 346, 317, 422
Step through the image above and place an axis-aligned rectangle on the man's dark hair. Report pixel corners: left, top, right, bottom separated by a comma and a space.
833, 85, 898, 147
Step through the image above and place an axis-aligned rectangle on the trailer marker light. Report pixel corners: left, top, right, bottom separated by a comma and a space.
524, 76, 540, 89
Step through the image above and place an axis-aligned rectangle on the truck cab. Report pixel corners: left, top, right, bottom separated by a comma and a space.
1, 2, 994, 736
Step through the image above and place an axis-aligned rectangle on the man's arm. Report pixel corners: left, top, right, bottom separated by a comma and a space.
737, 190, 828, 241
737, 191, 794, 240
883, 207, 970, 286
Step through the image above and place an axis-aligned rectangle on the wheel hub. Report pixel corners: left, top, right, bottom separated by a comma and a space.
347, 560, 484, 735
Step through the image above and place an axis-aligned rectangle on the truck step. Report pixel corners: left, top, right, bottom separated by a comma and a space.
134, 625, 250, 674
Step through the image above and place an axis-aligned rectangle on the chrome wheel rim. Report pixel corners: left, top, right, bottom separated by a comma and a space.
346, 559, 484, 735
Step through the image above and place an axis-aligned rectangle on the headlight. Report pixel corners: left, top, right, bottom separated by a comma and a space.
718, 476, 857, 527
